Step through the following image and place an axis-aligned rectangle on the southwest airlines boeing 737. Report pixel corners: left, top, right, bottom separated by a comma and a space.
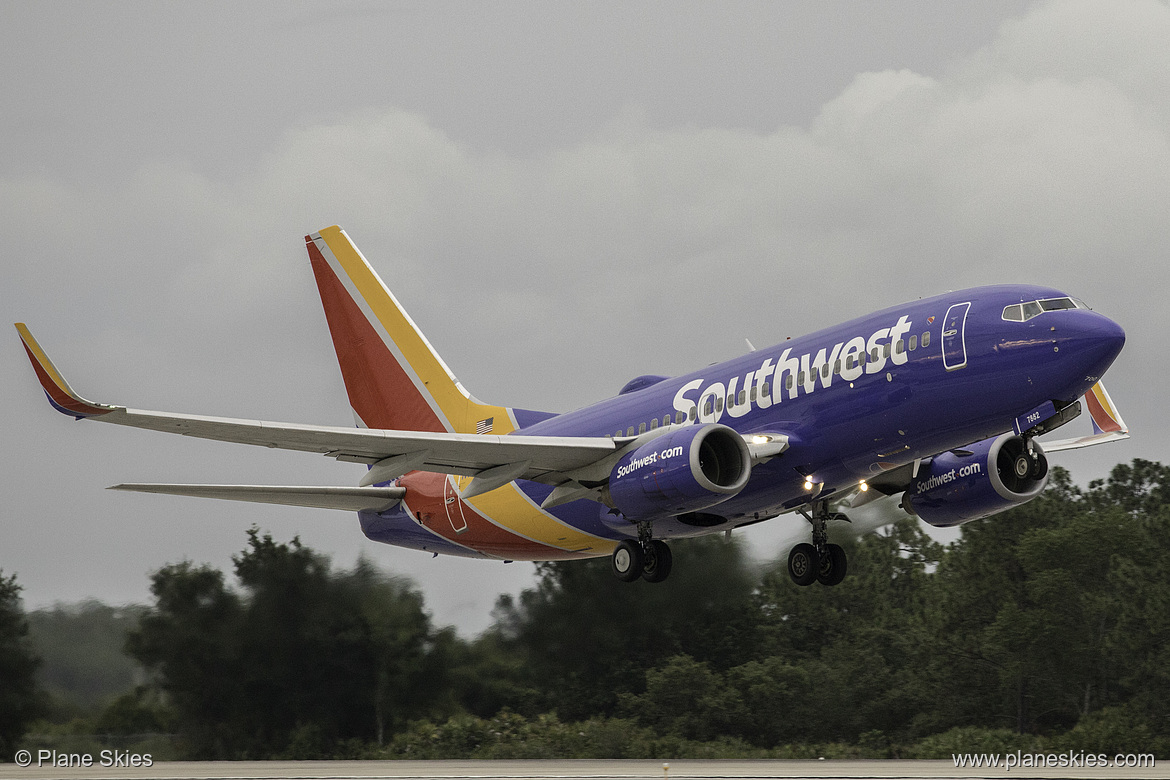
16, 226, 1129, 586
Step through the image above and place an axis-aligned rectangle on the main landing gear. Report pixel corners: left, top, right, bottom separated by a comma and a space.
611, 523, 673, 583
788, 500, 848, 587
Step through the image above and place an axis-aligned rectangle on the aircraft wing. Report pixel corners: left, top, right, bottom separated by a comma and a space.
16, 324, 619, 486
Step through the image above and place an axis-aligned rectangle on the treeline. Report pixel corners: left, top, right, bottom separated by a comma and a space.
4, 459, 1170, 759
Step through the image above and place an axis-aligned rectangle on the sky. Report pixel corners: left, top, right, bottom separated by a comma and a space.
3, 0, 1168, 636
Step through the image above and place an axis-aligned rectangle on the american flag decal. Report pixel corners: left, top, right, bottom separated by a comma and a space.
476, 417, 494, 434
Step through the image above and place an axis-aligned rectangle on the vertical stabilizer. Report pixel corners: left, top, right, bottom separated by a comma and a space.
306, 226, 514, 435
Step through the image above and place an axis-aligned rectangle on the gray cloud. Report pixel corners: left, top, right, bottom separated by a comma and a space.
3, 0, 1165, 634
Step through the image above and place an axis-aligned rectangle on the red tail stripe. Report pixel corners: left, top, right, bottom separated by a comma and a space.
307, 239, 446, 432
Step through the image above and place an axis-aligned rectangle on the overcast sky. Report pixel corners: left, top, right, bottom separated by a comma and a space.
3, 0, 1167, 635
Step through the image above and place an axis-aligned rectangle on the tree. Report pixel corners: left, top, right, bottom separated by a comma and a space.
126, 560, 243, 757
27, 601, 148, 717
127, 529, 449, 758
0, 571, 43, 756
753, 518, 943, 743
491, 535, 761, 720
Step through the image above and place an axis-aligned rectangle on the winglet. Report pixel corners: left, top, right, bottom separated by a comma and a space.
1041, 381, 1130, 452
1085, 381, 1128, 437
14, 324, 118, 419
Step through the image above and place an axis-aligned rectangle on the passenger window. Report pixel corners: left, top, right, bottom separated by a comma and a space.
750, 387, 757, 402
663, 415, 670, 427
626, 426, 634, 437
910, 335, 917, 351
638, 422, 646, 434
922, 331, 931, 348
675, 410, 685, 424
703, 397, 713, 416
797, 371, 806, 385
895, 339, 904, 354
616, 430, 622, 438
762, 382, 770, 397
649, 418, 658, 430
883, 344, 890, 359
871, 348, 879, 361
738, 390, 746, 405
786, 376, 794, 390
689, 407, 697, 422
821, 363, 829, 378
715, 396, 723, 413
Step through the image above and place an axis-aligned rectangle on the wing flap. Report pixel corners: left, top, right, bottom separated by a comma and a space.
109, 484, 406, 512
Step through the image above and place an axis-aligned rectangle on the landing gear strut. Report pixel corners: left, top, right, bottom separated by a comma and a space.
610, 523, 673, 583
788, 500, 848, 587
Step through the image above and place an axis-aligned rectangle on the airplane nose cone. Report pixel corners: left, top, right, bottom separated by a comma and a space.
1068, 312, 1126, 378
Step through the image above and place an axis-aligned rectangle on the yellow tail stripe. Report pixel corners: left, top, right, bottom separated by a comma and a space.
317, 227, 513, 435
456, 476, 615, 553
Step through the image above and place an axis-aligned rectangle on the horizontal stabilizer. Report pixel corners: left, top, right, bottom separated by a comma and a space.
109, 484, 406, 512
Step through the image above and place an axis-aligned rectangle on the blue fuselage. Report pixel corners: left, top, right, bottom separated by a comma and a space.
521, 284, 1122, 527
365, 284, 1124, 555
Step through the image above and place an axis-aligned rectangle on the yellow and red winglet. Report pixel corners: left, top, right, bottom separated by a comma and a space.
1041, 380, 1130, 453
1085, 381, 1127, 436
14, 324, 118, 419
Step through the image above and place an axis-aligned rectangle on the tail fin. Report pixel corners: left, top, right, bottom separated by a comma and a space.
306, 226, 515, 435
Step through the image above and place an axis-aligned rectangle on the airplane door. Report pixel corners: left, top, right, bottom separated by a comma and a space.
443, 476, 470, 534
942, 302, 971, 371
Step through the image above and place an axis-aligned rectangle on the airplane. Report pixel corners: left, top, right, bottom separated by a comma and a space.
16, 226, 1129, 586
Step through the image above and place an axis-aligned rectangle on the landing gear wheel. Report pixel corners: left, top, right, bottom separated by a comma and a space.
817, 543, 848, 586
611, 540, 644, 582
788, 543, 820, 586
641, 540, 673, 583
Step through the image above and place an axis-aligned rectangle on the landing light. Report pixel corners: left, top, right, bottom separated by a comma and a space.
751, 435, 770, 445
860, 481, 869, 492
803, 479, 814, 491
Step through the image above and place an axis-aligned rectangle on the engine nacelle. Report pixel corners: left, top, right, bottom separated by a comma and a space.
606, 424, 751, 520
904, 433, 1048, 528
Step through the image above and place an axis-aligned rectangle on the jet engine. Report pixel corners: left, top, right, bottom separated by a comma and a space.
904, 433, 1048, 527
606, 424, 751, 520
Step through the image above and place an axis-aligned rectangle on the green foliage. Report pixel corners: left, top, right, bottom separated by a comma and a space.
38, 457, 1170, 760
0, 571, 43, 756
489, 535, 760, 719
26, 601, 147, 717
126, 528, 449, 759
907, 726, 1048, 758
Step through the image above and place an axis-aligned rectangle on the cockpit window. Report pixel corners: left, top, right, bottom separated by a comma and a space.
1003, 296, 1089, 322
